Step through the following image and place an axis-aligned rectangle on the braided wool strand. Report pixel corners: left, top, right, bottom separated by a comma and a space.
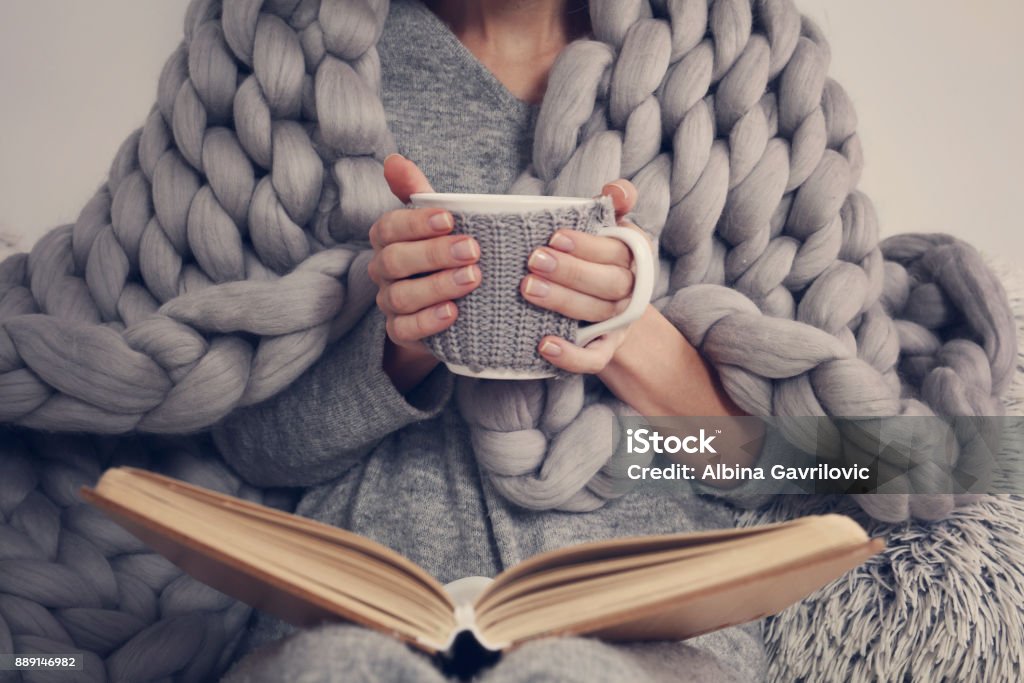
0, 0, 388, 434
462, 0, 1017, 521
0, 0, 1016, 527
0, 1, 1017, 679
0, 428, 279, 682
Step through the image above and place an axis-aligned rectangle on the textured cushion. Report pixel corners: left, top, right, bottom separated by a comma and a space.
733, 256, 1024, 681
739, 494, 1024, 681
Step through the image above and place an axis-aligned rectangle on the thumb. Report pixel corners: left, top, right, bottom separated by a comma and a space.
383, 153, 434, 203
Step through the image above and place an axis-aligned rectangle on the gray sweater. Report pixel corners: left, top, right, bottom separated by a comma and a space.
213, 1, 767, 677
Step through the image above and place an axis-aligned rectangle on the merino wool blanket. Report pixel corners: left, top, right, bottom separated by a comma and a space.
0, 0, 1015, 521
0, 0, 1020, 680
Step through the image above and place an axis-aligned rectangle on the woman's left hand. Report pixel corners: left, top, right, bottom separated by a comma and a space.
520, 178, 652, 374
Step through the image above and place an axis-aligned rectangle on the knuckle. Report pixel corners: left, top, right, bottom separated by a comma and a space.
615, 244, 633, 268
615, 268, 635, 298
599, 300, 619, 321
568, 354, 593, 375
431, 271, 451, 301
428, 239, 450, 271
386, 284, 407, 313
584, 351, 607, 374
385, 317, 401, 342
414, 309, 436, 338
393, 315, 417, 342
375, 212, 397, 245
378, 246, 401, 278
561, 256, 583, 286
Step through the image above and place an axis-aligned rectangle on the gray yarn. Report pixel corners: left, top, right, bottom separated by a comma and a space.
0, 427, 279, 682
423, 199, 616, 375
0, 1, 1019, 679
1, 0, 1014, 523
737, 493, 1024, 682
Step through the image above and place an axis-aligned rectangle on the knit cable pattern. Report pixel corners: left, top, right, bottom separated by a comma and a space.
0, 0, 1016, 521
457, 0, 1017, 520
424, 201, 617, 376
0, 427, 293, 682
0, 1, 1017, 679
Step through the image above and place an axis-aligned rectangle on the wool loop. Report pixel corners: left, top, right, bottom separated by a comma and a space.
0, 7, 1018, 676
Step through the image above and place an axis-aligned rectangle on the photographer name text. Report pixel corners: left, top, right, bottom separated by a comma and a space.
626, 463, 872, 482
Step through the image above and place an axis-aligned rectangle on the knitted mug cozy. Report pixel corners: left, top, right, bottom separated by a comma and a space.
422, 198, 619, 377
0, 0, 1016, 525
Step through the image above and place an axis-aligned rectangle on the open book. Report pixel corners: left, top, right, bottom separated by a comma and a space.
81, 468, 883, 656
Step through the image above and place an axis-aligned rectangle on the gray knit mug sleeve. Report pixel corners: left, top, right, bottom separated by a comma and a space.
419, 196, 649, 377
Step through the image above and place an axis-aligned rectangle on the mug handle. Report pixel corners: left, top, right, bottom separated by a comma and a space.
574, 226, 656, 347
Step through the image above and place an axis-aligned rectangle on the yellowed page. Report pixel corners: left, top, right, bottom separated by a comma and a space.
83, 468, 456, 652
476, 517, 812, 608
477, 515, 879, 647
121, 468, 453, 607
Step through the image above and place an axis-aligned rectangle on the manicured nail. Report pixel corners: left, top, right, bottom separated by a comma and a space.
453, 265, 478, 285
524, 276, 550, 297
435, 303, 454, 319
540, 340, 562, 356
549, 233, 575, 252
451, 238, 478, 260
528, 249, 556, 273
606, 181, 629, 203
429, 211, 453, 232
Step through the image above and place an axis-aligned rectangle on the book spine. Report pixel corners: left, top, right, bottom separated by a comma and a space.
453, 602, 476, 632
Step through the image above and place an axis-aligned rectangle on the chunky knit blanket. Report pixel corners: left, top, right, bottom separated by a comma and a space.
0, 0, 1018, 680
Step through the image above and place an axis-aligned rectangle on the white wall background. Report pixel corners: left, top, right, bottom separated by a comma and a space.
1, 1, 1022, 261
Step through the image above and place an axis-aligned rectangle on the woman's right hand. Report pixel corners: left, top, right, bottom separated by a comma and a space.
368, 154, 482, 391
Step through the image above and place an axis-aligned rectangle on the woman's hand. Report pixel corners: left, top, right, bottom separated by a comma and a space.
522, 179, 652, 374
368, 154, 482, 392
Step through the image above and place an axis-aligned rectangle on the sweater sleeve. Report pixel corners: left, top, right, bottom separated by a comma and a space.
211, 306, 455, 488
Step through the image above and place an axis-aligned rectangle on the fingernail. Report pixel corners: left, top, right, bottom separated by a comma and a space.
451, 238, 478, 260
453, 265, 478, 285
435, 303, 454, 319
429, 212, 453, 232
383, 153, 405, 164
524, 276, 550, 297
607, 181, 630, 202
528, 249, 556, 273
549, 233, 575, 252
540, 340, 562, 356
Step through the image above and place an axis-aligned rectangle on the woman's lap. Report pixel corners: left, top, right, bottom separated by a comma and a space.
221, 620, 765, 682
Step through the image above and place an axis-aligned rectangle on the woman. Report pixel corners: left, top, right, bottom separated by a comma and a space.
217, 1, 768, 680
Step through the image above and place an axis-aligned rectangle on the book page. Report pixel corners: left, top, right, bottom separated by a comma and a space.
475, 515, 879, 647
476, 516, 822, 609
82, 468, 458, 652
586, 541, 883, 642
122, 468, 453, 605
